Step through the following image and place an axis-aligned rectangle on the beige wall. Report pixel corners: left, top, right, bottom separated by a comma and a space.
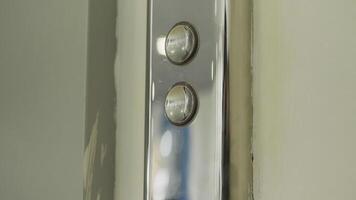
115, 0, 147, 199
253, 0, 356, 199
84, 0, 117, 199
0, 0, 88, 199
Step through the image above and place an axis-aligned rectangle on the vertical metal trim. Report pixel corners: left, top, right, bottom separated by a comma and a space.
144, 0, 253, 199
222, 0, 230, 199
144, 0, 152, 199
227, 0, 253, 199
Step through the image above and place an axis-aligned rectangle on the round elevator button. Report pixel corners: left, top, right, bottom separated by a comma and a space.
165, 83, 198, 126
165, 22, 198, 65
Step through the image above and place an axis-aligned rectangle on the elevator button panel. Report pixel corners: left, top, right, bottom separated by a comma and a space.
146, 0, 227, 199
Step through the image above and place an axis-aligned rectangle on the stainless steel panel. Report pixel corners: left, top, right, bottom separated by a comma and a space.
145, 0, 227, 199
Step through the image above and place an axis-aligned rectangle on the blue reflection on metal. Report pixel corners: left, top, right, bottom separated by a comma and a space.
179, 126, 190, 200
160, 117, 190, 200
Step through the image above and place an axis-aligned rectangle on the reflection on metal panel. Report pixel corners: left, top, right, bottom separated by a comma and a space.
145, 0, 227, 199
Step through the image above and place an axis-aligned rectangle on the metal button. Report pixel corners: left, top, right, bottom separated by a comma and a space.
165, 83, 198, 126
165, 22, 198, 65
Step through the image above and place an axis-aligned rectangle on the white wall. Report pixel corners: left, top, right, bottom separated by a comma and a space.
0, 0, 88, 199
253, 0, 356, 199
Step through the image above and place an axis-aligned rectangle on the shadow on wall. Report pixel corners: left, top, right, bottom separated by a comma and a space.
83, 0, 117, 199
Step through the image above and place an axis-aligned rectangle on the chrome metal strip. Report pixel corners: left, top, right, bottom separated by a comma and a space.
145, 0, 229, 199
